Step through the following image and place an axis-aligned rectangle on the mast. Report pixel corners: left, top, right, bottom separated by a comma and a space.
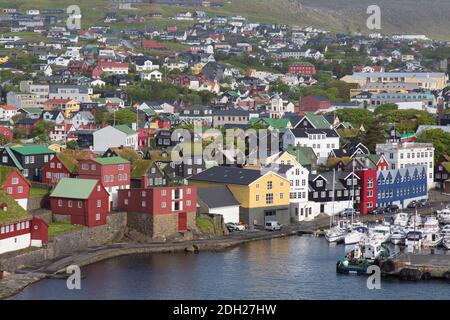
331, 168, 336, 228
351, 159, 355, 226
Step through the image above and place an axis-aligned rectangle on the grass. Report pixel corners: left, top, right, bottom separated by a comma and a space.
48, 222, 82, 238
30, 186, 50, 197
196, 215, 215, 234
0, 191, 31, 224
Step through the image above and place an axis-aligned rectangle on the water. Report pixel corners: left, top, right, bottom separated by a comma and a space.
11, 237, 450, 300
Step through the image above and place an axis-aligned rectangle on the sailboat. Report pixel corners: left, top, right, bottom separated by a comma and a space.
326, 169, 348, 243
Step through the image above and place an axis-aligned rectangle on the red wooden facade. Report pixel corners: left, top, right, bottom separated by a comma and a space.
42, 156, 72, 184
288, 63, 317, 76
296, 96, 331, 114
78, 159, 131, 190
2, 169, 30, 202
356, 169, 378, 215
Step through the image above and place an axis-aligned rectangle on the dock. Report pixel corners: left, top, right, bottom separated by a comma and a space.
380, 253, 450, 281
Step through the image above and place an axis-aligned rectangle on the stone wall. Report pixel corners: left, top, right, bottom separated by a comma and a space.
27, 196, 50, 211
127, 212, 154, 236
0, 212, 127, 272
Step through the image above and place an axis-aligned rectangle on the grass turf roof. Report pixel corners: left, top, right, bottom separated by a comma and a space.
0, 165, 15, 186
57, 150, 95, 173
108, 147, 142, 162
0, 191, 32, 225
131, 159, 154, 179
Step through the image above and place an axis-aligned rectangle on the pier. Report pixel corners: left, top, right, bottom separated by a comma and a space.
380, 253, 450, 280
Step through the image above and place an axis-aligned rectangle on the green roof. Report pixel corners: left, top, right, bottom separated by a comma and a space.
0, 191, 32, 224
107, 147, 141, 163
250, 118, 291, 129
4, 147, 22, 170
21, 107, 42, 114
368, 154, 381, 164
303, 113, 331, 129
131, 159, 154, 179
50, 178, 98, 199
114, 125, 136, 135
94, 156, 129, 165
57, 150, 93, 173
286, 145, 315, 166
11, 145, 55, 156
0, 166, 16, 186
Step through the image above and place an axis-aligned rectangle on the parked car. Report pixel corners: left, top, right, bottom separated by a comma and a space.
385, 204, 399, 213
407, 201, 418, 209
225, 222, 246, 232
265, 221, 282, 231
369, 207, 385, 215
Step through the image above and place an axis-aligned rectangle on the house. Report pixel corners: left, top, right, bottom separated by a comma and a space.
212, 109, 250, 128
188, 166, 291, 226
103, 146, 142, 163
197, 186, 240, 223
283, 128, 340, 165
434, 155, 450, 191
375, 142, 434, 189
0, 104, 18, 121
42, 149, 95, 185
288, 63, 316, 76
71, 111, 95, 129
14, 118, 40, 136
142, 40, 167, 50
130, 159, 169, 188
93, 125, 138, 152
78, 156, 131, 208
375, 165, 428, 209
117, 186, 197, 239
140, 70, 163, 82
0, 192, 48, 254
0, 166, 30, 210
97, 61, 129, 75
40, 110, 65, 124
44, 99, 80, 117
0, 145, 56, 181
201, 62, 225, 82
50, 178, 110, 227
296, 96, 331, 114
49, 85, 92, 102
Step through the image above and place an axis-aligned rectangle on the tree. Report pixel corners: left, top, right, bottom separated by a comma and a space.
416, 129, 450, 163
32, 121, 53, 142
66, 140, 78, 150
108, 109, 136, 126
0, 134, 9, 146
374, 103, 398, 115
361, 118, 386, 152
330, 108, 374, 129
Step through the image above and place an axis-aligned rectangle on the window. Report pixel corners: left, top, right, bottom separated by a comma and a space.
96, 213, 101, 221
161, 190, 167, 196
96, 200, 101, 208
91, 164, 96, 170
186, 200, 191, 206
124, 199, 129, 205
78, 201, 82, 208
161, 202, 166, 208
7, 187, 12, 194
367, 190, 373, 197
11, 177, 18, 185
82, 164, 88, 170
118, 164, 124, 170
97, 185, 101, 192
256, 194, 260, 201
142, 201, 146, 207
50, 162, 55, 168
2, 156, 7, 163
68, 200, 72, 208
316, 180, 323, 187
186, 188, 191, 195
265, 193, 273, 204
58, 199, 62, 207
367, 178, 373, 188
279, 193, 284, 199
267, 181, 273, 190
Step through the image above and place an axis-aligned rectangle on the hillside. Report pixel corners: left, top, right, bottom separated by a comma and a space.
2, 0, 450, 40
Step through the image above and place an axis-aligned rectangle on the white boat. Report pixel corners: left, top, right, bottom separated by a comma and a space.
440, 224, 450, 236
405, 230, 423, 249
390, 230, 406, 245
369, 225, 391, 243
443, 236, 450, 250
408, 213, 423, 227
423, 232, 443, 248
437, 208, 450, 224
362, 238, 388, 261
423, 216, 440, 234
344, 226, 368, 245
325, 226, 347, 243
394, 212, 409, 227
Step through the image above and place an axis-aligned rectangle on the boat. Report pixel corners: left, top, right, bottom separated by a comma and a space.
423, 232, 443, 248
336, 238, 389, 275
344, 226, 368, 245
368, 225, 391, 243
326, 220, 349, 243
441, 224, 450, 236
437, 208, 450, 224
405, 230, 423, 249
394, 212, 409, 227
423, 216, 440, 234
390, 229, 406, 245
443, 236, 450, 250
408, 213, 423, 227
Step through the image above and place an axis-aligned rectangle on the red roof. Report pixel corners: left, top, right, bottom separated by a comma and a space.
98, 61, 129, 68
0, 104, 17, 110
142, 40, 167, 50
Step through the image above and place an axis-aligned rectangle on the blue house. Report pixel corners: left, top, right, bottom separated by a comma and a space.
376, 166, 427, 208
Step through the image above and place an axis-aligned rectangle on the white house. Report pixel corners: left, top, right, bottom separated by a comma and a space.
283, 128, 340, 165
140, 70, 163, 82
197, 186, 240, 224
0, 104, 18, 121
93, 125, 138, 152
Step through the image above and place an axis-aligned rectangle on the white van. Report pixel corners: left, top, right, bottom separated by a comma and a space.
265, 221, 282, 231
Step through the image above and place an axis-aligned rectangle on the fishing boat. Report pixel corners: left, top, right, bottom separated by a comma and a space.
344, 226, 368, 245
336, 238, 389, 275
405, 230, 423, 249
394, 212, 409, 227
390, 229, 406, 245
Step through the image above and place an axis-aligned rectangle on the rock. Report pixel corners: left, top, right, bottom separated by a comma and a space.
184, 245, 199, 253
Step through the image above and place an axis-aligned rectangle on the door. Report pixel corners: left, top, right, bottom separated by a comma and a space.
320, 204, 325, 213
264, 210, 276, 223
178, 212, 187, 232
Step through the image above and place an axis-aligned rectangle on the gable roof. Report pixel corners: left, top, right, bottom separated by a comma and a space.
286, 145, 316, 166
50, 178, 99, 199
0, 191, 32, 225
197, 186, 239, 208
188, 166, 263, 185
113, 125, 136, 135
301, 113, 331, 129
93, 156, 129, 165
11, 145, 55, 156
56, 150, 95, 173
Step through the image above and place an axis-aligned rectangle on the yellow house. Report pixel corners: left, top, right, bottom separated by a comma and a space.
191, 63, 205, 75
0, 55, 9, 64
48, 143, 65, 153
44, 99, 80, 117
265, 151, 300, 167
188, 166, 290, 226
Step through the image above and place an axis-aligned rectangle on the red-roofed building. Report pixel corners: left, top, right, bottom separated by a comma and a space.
0, 104, 18, 121
288, 63, 316, 76
97, 61, 129, 75
0, 126, 13, 142
0, 166, 31, 210
296, 96, 331, 115
142, 40, 167, 50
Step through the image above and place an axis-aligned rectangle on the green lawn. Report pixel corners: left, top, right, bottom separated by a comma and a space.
48, 222, 83, 238
30, 186, 50, 197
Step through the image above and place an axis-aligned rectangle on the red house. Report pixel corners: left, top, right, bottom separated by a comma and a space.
0, 192, 48, 255
296, 96, 331, 115
50, 178, 110, 227
78, 157, 131, 208
42, 150, 96, 185
117, 186, 197, 238
0, 165, 30, 210
0, 126, 13, 142
356, 169, 378, 215
288, 63, 316, 76
142, 40, 167, 50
